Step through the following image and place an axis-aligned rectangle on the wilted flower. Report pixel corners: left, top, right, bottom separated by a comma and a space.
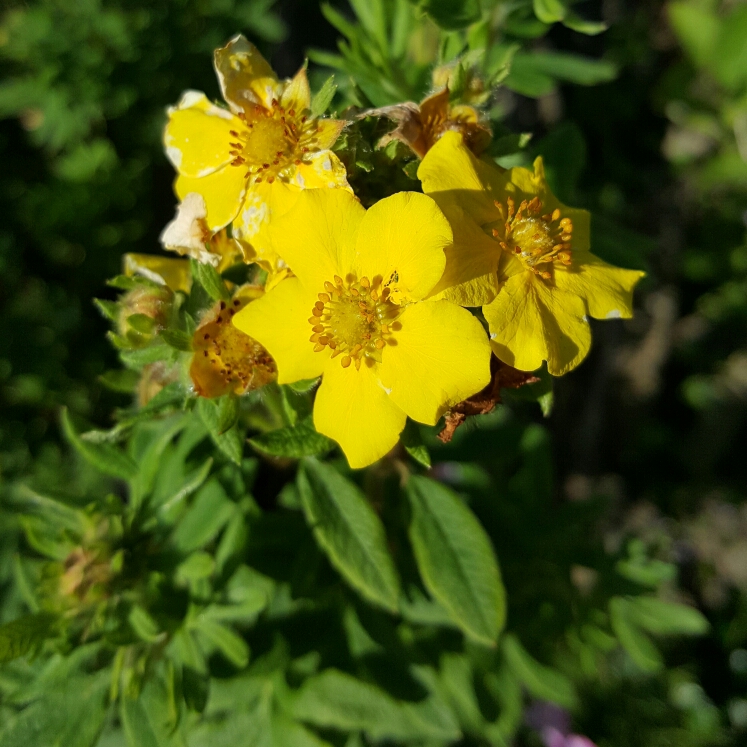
419, 132, 645, 375
190, 287, 276, 398
233, 188, 491, 468
368, 87, 491, 158
160, 192, 242, 270
164, 35, 349, 274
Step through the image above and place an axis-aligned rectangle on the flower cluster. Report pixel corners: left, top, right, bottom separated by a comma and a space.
145, 35, 644, 469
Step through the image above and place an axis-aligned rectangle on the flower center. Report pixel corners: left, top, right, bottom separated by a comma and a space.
308, 274, 401, 370
228, 100, 308, 184
492, 196, 574, 280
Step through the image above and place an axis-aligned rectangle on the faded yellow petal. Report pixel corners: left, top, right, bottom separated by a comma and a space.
380, 300, 491, 425
123, 254, 191, 293
354, 192, 450, 303
164, 91, 242, 178
175, 164, 247, 230
267, 188, 363, 289
213, 34, 281, 112
425, 203, 500, 305
484, 273, 591, 376
292, 150, 350, 190
280, 67, 311, 112
232, 277, 327, 383
556, 251, 645, 320
418, 130, 506, 227
314, 359, 406, 469
306, 119, 346, 151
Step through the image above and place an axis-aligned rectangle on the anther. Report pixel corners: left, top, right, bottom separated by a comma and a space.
551, 209, 561, 221
341, 356, 352, 368
334, 275, 343, 286
315, 301, 325, 310
318, 293, 330, 302
324, 281, 336, 293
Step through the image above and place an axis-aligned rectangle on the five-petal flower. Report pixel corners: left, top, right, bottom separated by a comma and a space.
232, 189, 492, 468
419, 131, 645, 375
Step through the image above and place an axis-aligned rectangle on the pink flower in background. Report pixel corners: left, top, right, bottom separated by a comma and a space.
525, 701, 598, 747
543, 726, 598, 747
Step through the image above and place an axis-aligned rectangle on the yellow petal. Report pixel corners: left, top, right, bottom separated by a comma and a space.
419, 88, 450, 125
268, 188, 364, 289
418, 130, 506, 227
123, 254, 191, 293
232, 277, 327, 383
175, 164, 247, 230
164, 91, 242, 178
304, 119, 346, 151
354, 192, 451, 303
556, 251, 645, 319
292, 150, 350, 190
380, 300, 491, 425
484, 273, 591, 376
280, 67, 311, 112
213, 34, 281, 112
314, 360, 406, 469
425, 203, 500, 305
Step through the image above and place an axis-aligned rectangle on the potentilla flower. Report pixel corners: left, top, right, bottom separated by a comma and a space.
232, 189, 491, 468
419, 132, 645, 375
368, 87, 491, 158
164, 35, 348, 274
190, 287, 276, 398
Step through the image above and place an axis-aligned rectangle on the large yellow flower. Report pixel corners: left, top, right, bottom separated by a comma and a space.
418, 132, 645, 376
163, 35, 348, 273
232, 189, 491, 468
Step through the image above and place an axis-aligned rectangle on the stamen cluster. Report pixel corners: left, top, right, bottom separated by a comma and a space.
308, 274, 401, 370
493, 196, 574, 280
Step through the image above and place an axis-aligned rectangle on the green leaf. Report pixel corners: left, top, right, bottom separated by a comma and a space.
128, 605, 161, 643
198, 398, 244, 465
668, 1, 719, 68
160, 329, 193, 352
61, 408, 138, 481
94, 298, 119, 322
400, 420, 431, 468
182, 667, 209, 713
297, 458, 401, 612
250, 416, 335, 459
533, 0, 566, 24
405, 476, 505, 645
189, 258, 230, 302
710, 4, 747, 91
311, 75, 337, 118
127, 313, 156, 334
501, 634, 578, 708
121, 672, 185, 747
609, 597, 664, 673
156, 458, 213, 524
293, 669, 460, 742
192, 617, 250, 669
98, 369, 140, 393
563, 11, 607, 35
422, 0, 482, 30
0, 613, 57, 664
625, 597, 710, 637
0, 671, 109, 747
171, 479, 234, 554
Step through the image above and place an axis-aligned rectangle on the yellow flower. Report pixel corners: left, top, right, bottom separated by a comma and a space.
419, 132, 645, 376
232, 189, 491, 468
368, 87, 491, 158
190, 287, 276, 398
123, 253, 191, 293
163, 35, 349, 274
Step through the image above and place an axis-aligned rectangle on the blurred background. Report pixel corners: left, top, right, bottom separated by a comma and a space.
1, 0, 747, 744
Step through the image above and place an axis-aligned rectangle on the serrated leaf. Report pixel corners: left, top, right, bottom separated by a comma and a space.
250, 416, 335, 459
198, 398, 245, 465
501, 634, 577, 708
609, 597, 664, 673
0, 613, 57, 664
311, 75, 337, 118
297, 459, 401, 612
406, 476, 505, 645
156, 458, 213, 524
61, 408, 138, 481
171, 479, 234, 554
